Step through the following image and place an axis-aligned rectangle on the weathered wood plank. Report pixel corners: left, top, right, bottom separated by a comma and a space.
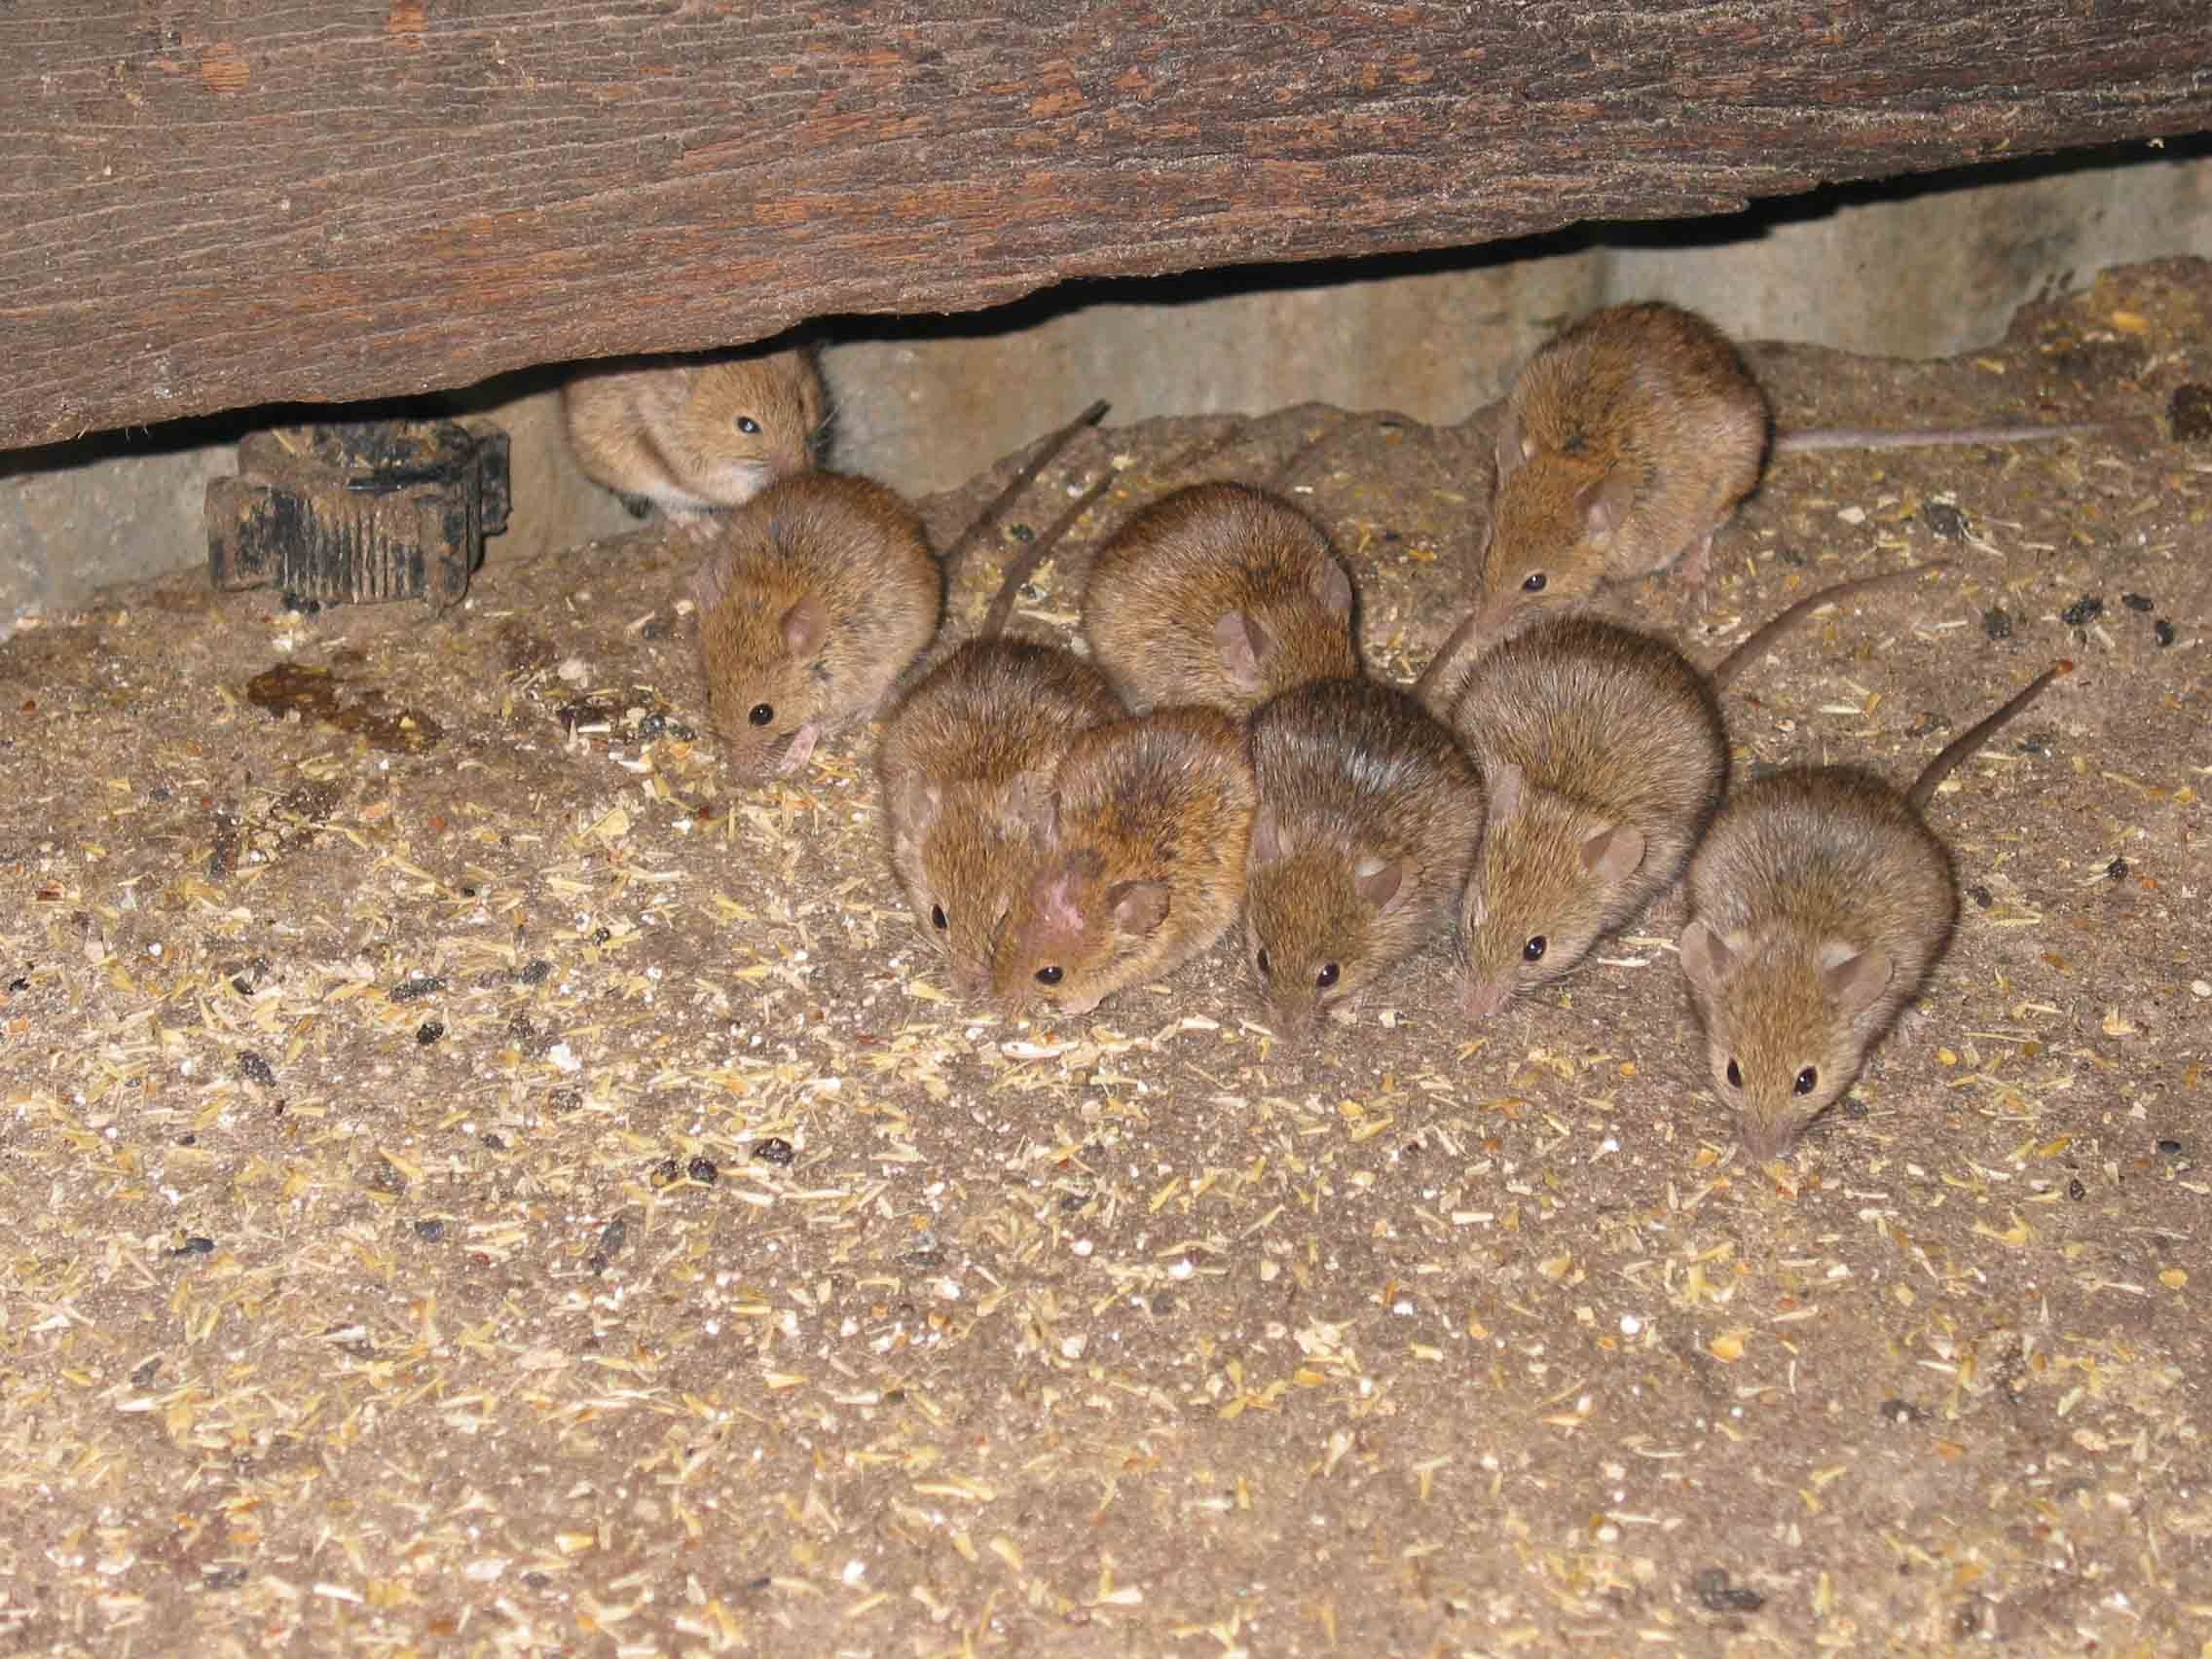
4, 1, 2209, 449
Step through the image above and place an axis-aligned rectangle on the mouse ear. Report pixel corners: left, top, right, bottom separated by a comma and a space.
1005, 765, 1059, 842
1819, 940, 1893, 1014
780, 593, 828, 659
638, 366, 696, 425
1107, 880, 1171, 936
892, 775, 943, 839
1313, 557, 1355, 621
1250, 805, 1290, 866
1352, 854, 1406, 912
1214, 610, 1273, 691
1579, 823, 1646, 881
1493, 409, 1530, 480
1677, 918, 1735, 992
1485, 761, 1523, 827
1578, 467, 1637, 540
691, 552, 730, 614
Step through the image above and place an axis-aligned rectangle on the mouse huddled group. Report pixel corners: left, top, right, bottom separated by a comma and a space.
564, 301, 2077, 1160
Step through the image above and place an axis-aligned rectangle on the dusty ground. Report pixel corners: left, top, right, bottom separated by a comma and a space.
2, 259, 2208, 1657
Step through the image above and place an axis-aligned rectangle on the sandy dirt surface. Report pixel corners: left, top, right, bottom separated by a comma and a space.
1, 260, 2207, 1656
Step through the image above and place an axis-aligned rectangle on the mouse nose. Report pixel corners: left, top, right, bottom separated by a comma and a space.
1460, 976, 1509, 1020
1737, 1115, 1801, 1162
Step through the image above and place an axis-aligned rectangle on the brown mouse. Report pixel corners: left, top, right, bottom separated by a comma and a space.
1444, 564, 1953, 1014
987, 708, 1256, 1018
1082, 482, 1359, 717
876, 639, 1124, 996
1470, 301, 2127, 646
1448, 615, 1728, 1018
694, 471, 940, 782
565, 345, 827, 523
1243, 677, 1485, 1034
1471, 303, 1769, 643
1677, 662, 2069, 1161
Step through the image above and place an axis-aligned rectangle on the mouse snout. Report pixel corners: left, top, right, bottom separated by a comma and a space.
1261, 993, 1324, 1045
1460, 974, 1511, 1020
1735, 1113, 1803, 1163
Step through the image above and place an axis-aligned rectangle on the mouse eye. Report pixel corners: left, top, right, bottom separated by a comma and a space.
1315, 962, 1340, 990
1794, 1066, 1819, 1095
1522, 571, 1547, 593
1725, 1058, 1743, 1089
1035, 966, 1063, 986
749, 703, 774, 727
1256, 947, 1272, 977
930, 904, 947, 932
735, 415, 761, 435
1522, 935, 1547, 962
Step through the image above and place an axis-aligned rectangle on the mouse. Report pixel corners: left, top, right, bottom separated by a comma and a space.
1243, 676, 1485, 1034
1082, 482, 1359, 717
1448, 614, 1728, 1019
1470, 302, 1769, 644
876, 638, 1124, 996
1469, 300, 2129, 645
987, 707, 1257, 1018
565, 345, 827, 524
1444, 564, 1955, 1014
1677, 661, 2069, 1161
694, 470, 941, 782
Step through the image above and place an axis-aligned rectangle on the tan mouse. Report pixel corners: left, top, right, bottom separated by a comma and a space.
987, 708, 1257, 1018
694, 471, 940, 782
876, 639, 1124, 996
1450, 615, 1726, 1018
1470, 303, 1768, 643
1469, 301, 2126, 645
1243, 677, 1485, 1034
565, 345, 827, 524
1446, 563, 1951, 1015
1677, 662, 2069, 1161
1083, 482, 1359, 717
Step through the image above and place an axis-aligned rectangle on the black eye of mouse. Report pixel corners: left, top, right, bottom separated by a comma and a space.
1035, 966, 1063, 986
1725, 1058, 1743, 1089
930, 904, 946, 931
1794, 1066, 1819, 1095
1315, 962, 1340, 990
735, 415, 761, 435
749, 703, 773, 727
1522, 935, 1547, 962
1523, 571, 1547, 593
1256, 947, 1272, 977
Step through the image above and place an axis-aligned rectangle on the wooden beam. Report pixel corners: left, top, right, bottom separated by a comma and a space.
5, 1, 2209, 450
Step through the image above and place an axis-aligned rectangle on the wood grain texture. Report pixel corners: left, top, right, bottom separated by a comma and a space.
4, 1, 2209, 449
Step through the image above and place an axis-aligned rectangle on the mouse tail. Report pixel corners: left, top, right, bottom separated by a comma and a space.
1412, 605, 1488, 715
978, 454, 1121, 642
1773, 419, 2122, 454
937, 398, 1109, 590
1905, 660, 2072, 815
1708, 560, 1953, 691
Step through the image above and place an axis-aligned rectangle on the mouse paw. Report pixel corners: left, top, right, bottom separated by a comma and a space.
1677, 530, 1717, 592
775, 722, 823, 776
